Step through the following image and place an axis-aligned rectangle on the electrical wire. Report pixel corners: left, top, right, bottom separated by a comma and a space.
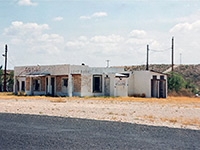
150, 47, 171, 52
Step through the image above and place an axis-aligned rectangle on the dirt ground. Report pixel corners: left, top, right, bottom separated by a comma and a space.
0, 94, 200, 130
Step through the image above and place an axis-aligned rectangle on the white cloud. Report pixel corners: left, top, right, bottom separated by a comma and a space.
170, 20, 200, 33
90, 34, 124, 43
53, 17, 63, 21
18, 0, 37, 6
129, 30, 147, 38
4, 21, 64, 55
80, 12, 107, 20
80, 16, 91, 20
169, 20, 200, 64
65, 33, 164, 66
4, 21, 49, 37
92, 12, 107, 17
175, 11, 200, 23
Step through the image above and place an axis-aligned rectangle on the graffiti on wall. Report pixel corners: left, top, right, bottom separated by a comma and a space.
115, 79, 126, 86
24, 67, 41, 74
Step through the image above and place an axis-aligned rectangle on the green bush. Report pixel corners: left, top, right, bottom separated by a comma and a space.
168, 73, 185, 92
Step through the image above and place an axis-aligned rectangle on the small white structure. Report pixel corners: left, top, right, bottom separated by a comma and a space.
14, 64, 167, 98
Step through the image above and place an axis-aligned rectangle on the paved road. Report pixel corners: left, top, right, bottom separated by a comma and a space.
0, 113, 200, 150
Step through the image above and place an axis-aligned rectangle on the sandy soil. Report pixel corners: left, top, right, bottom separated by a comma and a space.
0, 96, 200, 130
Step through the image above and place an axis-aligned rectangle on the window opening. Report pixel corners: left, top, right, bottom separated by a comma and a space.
62, 78, 68, 87
34, 79, 40, 91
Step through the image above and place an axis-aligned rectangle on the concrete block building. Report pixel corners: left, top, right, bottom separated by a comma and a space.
14, 64, 167, 98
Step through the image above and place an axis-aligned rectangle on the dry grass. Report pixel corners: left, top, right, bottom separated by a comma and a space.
50, 98, 66, 103
159, 117, 200, 127
0, 92, 199, 105
138, 115, 200, 128
137, 115, 155, 122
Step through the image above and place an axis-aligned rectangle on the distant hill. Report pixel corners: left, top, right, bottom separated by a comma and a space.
124, 64, 200, 91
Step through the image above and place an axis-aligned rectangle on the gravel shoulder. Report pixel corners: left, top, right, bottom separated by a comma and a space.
0, 97, 200, 130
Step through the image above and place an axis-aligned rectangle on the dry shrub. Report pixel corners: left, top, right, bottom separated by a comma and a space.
111, 116, 117, 120
132, 93, 146, 98
107, 112, 119, 115
50, 98, 66, 103
160, 117, 200, 127
168, 88, 194, 97
137, 115, 155, 122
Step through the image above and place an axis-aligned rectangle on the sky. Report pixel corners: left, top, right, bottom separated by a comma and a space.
0, 0, 200, 69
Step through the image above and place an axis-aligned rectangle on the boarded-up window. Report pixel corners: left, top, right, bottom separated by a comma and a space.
72, 74, 81, 92
56, 76, 62, 92
41, 76, 45, 91
26, 78, 30, 91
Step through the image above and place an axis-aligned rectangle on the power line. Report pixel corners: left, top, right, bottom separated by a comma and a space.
150, 47, 171, 52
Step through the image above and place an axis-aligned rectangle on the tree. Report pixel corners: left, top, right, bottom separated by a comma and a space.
7, 71, 14, 92
167, 73, 185, 92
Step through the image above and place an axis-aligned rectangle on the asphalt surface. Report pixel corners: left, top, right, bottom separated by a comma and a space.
0, 113, 200, 150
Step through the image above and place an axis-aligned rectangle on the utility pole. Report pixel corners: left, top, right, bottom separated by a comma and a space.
171, 37, 174, 72
146, 45, 149, 71
106, 60, 110, 68
3, 44, 8, 92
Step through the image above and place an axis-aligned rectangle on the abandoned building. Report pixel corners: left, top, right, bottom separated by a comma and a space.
14, 64, 167, 98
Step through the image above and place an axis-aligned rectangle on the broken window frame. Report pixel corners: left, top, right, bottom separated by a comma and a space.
62, 77, 68, 88
33, 78, 41, 91
93, 75, 102, 93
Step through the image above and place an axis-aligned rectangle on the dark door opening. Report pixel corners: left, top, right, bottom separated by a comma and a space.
159, 80, 166, 98
46, 77, 48, 94
151, 78, 159, 98
51, 77, 55, 96
93, 75, 102, 93
21, 81, 25, 91
17, 80, 20, 92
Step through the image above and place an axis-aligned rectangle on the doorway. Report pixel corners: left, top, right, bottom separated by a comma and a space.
46, 77, 48, 94
51, 77, 55, 96
151, 76, 159, 98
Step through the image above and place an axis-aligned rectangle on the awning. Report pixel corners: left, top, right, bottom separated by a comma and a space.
25, 72, 50, 77
115, 73, 128, 78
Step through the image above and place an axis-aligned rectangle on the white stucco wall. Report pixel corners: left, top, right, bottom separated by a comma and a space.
114, 77, 128, 97
133, 71, 151, 97
133, 71, 167, 98
128, 73, 134, 96
108, 74, 115, 97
